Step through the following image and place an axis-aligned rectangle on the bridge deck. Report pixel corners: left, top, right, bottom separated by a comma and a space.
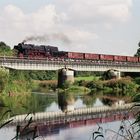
0, 57, 140, 71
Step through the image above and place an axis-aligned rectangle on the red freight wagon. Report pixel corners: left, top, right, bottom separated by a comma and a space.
67, 52, 84, 59
127, 56, 139, 62
84, 53, 100, 60
99, 54, 114, 61
114, 55, 127, 61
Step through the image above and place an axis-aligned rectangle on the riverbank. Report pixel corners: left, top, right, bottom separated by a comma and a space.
32, 76, 140, 97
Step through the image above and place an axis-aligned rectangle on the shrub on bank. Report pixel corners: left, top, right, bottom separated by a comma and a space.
103, 77, 139, 94
81, 77, 139, 95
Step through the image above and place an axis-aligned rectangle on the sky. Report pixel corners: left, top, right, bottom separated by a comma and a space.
0, 0, 140, 56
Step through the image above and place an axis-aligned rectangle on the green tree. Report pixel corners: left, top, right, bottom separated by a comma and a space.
0, 41, 13, 56
134, 42, 140, 56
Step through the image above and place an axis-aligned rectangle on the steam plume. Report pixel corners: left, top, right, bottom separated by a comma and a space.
23, 33, 71, 44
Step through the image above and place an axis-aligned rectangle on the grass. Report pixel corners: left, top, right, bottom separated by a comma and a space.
75, 76, 100, 81
58, 85, 90, 95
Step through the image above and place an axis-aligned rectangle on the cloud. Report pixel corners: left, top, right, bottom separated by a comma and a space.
0, 4, 65, 46
55, 0, 132, 23
1, 4, 63, 33
0, 0, 135, 56
0, 4, 98, 50
60, 29, 98, 51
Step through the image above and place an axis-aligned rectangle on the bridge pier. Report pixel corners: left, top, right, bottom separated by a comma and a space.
117, 71, 121, 79
58, 68, 75, 88
104, 69, 121, 79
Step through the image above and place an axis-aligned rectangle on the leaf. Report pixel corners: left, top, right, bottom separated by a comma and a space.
0, 109, 12, 121
0, 119, 13, 129
22, 117, 33, 132
94, 134, 104, 140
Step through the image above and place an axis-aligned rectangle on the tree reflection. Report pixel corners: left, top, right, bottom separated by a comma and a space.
25, 93, 57, 113
101, 98, 114, 106
82, 95, 96, 107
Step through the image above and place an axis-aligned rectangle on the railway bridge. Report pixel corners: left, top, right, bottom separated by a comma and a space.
0, 57, 140, 72
1, 57, 140, 83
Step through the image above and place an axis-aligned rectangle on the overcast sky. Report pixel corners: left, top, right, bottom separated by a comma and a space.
0, 0, 140, 56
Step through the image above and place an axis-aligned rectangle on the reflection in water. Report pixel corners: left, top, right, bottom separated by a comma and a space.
93, 98, 104, 107
0, 92, 133, 140
45, 102, 61, 112
74, 98, 86, 108
12, 114, 134, 140
0, 92, 127, 118
57, 92, 127, 112
58, 92, 98, 112
101, 98, 114, 106
58, 92, 77, 112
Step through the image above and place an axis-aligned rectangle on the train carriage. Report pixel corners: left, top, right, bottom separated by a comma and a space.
99, 54, 114, 61
126, 56, 139, 62
84, 53, 100, 60
114, 55, 127, 61
67, 52, 84, 59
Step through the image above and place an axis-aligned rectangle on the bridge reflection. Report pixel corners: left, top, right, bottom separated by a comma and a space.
19, 112, 134, 139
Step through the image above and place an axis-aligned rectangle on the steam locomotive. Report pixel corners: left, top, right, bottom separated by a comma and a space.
14, 43, 139, 62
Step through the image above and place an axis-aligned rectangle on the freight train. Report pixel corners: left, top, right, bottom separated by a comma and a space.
14, 43, 139, 62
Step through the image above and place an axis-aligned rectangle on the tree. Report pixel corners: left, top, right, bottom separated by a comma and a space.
0, 41, 12, 56
134, 42, 140, 56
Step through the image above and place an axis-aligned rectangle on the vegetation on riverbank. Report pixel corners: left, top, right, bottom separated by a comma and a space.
0, 69, 33, 113
32, 75, 140, 97
73, 76, 139, 96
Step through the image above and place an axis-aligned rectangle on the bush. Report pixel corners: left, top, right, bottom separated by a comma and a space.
86, 80, 103, 90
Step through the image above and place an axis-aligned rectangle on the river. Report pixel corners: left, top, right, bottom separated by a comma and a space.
0, 92, 135, 140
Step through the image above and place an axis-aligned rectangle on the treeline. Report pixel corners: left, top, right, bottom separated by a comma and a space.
3, 70, 57, 93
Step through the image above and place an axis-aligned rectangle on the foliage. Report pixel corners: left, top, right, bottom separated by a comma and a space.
86, 80, 103, 90
0, 110, 38, 139
33, 80, 57, 93
73, 76, 139, 96
0, 68, 9, 93
61, 81, 71, 90
28, 70, 57, 80
104, 77, 139, 94
66, 85, 90, 93
132, 93, 140, 129
75, 76, 100, 81
82, 95, 96, 107
75, 71, 103, 77
74, 80, 88, 87
0, 41, 13, 56
91, 119, 139, 140
134, 77, 140, 85
2, 70, 32, 95
134, 42, 140, 56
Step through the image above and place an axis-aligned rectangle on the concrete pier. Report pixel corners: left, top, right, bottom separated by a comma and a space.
58, 68, 74, 87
